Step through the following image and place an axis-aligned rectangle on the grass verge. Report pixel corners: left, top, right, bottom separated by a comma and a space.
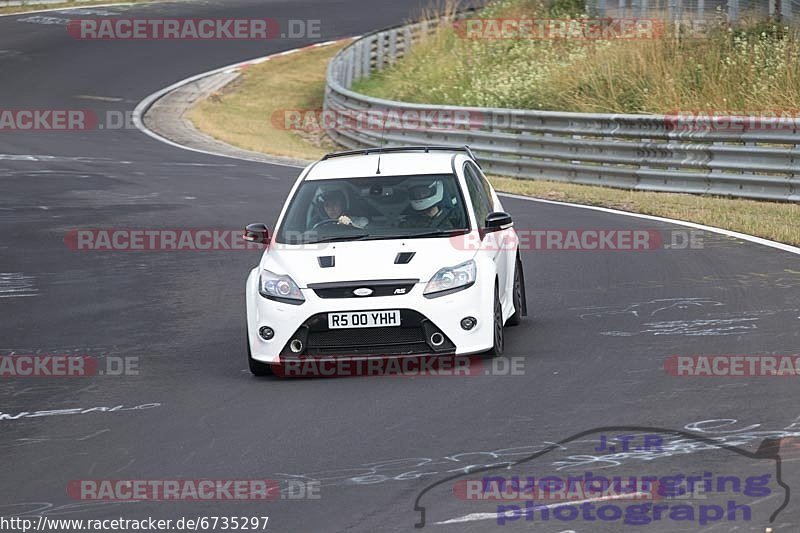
188, 40, 350, 161
187, 33, 800, 247
0, 0, 154, 15
492, 177, 800, 247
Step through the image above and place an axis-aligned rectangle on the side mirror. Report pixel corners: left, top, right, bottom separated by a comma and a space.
244, 223, 270, 244
484, 212, 513, 232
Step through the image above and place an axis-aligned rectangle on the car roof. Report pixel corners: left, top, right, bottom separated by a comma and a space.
304, 151, 464, 181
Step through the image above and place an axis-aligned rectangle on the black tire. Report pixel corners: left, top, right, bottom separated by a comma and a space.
485, 284, 504, 358
507, 257, 524, 326
247, 334, 273, 376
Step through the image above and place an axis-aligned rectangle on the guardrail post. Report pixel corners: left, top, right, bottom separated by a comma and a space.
381, 31, 390, 69
780, 0, 792, 20
376, 32, 385, 71
346, 48, 355, 88
361, 37, 371, 78
638, 0, 647, 18
728, 0, 739, 22
402, 26, 412, 60
667, 0, 676, 21
388, 29, 398, 65
352, 44, 361, 83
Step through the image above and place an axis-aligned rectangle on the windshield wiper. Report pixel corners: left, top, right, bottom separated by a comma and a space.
306, 234, 370, 244
363, 229, 468, 241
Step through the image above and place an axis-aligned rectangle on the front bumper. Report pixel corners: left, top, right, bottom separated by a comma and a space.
246, 267, 495, 364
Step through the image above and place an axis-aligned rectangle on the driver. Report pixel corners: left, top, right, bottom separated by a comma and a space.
403, 180, 461, 229
314, 190, 368, 229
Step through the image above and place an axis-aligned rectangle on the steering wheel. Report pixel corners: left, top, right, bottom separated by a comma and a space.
312, 218, 341, 230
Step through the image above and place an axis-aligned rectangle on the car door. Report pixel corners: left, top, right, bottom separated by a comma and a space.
463, 161, 509, 304
478, 165, 516, 309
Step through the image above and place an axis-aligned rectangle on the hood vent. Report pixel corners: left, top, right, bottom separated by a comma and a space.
394, 252, 415, 264
317, 256, 335, 268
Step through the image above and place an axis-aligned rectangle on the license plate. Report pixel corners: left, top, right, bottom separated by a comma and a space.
328, 310, 401, 329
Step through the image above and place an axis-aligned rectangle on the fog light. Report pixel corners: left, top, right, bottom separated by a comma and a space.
430, 332, 444, 346
290, 339, 303, 353
460, 317, 477, 330
259, 326, 275, 340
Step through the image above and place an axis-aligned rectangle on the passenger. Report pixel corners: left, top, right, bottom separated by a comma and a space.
403, 180, 461, 229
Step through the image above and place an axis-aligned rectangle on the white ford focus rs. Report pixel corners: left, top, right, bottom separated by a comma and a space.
244, 146, 526, 375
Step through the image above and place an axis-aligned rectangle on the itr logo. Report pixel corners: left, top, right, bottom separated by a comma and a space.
593, 433, 664, 453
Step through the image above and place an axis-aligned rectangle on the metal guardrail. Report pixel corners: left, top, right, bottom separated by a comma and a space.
324, 18, 800, 201
587, 0, 800, 24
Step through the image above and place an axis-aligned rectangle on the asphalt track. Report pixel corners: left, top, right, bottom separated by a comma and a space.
0, 1, 799, 531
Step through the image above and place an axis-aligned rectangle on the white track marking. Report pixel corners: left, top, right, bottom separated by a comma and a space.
0, 3, 151, 18
498, 192, 800, 256
75, 95, 125, 102
132, 38, 354, 167
436, 492, 649, 525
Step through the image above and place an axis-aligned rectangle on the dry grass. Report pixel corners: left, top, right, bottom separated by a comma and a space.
492, 176, 800, 246
188, 40, 350, 161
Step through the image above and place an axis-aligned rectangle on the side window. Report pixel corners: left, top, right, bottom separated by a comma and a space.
464, 162, 491, 227
476, 167, 495, 211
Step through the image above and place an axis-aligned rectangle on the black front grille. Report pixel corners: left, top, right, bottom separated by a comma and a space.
309, 279, 417, 299
308, 342, 431, 356
281, 309, 454, 357
309, 327, 426, 348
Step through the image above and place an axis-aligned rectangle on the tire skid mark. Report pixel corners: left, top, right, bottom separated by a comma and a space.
0, 272, 37, 298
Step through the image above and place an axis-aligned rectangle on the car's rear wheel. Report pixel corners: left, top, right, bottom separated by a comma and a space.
247, 332, 273, 376
507, 257, 524, 327
485, 284, 504, 358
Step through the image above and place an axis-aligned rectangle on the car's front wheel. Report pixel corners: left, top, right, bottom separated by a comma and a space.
485, 284, 504, 358
247, 333, 273, 376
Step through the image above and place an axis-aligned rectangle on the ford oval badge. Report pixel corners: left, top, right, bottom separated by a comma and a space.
353, 287, 373, 297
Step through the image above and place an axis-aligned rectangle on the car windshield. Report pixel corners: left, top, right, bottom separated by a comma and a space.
276, 174, 470, 244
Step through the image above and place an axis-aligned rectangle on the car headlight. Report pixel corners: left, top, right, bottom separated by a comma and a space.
259, 269, 305, 304
423, 259, 476, 298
